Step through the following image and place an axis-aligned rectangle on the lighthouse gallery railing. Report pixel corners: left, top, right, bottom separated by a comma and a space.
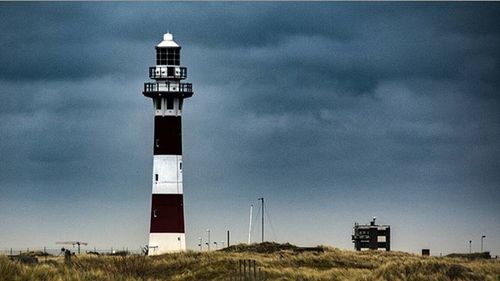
144, 82, 192, 93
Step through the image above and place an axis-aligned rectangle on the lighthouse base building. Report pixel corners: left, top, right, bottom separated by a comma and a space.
142, 33, 193, 255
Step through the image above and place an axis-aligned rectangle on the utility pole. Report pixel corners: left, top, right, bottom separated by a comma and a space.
481, 235, 486, 252
227, 230, 230, 247
258, 197, 264, 242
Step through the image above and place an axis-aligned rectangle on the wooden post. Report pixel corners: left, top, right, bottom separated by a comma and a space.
244, 259, 247, 281
253, 260, 257, 281
239, 260, 242, 281
249, 260, 252, 281
248, 260, 251, 281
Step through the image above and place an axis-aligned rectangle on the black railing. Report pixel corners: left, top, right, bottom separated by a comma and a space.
149, 67, 187, 79
144, 82, 192, 93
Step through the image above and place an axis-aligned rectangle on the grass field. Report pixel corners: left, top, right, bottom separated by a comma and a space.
1, 243, 499, 281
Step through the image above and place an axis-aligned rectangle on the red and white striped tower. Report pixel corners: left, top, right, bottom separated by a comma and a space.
142, 33, 193, 255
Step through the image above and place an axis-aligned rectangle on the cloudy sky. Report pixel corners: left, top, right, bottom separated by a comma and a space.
1, 2, 499, 255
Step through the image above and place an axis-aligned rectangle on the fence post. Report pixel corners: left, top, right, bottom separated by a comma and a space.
244, 259, 248, 281
239, 260, 242, 281
248, 260, 252, 281
253, 260, 257, 281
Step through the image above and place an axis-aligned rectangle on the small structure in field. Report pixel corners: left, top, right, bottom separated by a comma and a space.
422, 249, 430, 256
352, 217, 391, 251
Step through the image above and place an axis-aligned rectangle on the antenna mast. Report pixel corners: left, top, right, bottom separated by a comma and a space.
248, 204, 253, 244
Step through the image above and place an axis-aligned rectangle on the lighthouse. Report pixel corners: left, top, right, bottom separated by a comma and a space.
142, 33, 193, 255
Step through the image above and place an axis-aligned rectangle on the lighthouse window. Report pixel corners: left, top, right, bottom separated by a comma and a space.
166, 97, 174, 109
155, 174, 158, 181
155, 99, 161, 110
156, 48, 165, 65
156, 48, 180, 65
179, 99, 183, 110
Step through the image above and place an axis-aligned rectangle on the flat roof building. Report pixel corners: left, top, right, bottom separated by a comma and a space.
352, 217, 390, 251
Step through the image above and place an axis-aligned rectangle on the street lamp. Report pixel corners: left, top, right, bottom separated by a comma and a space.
206, 229, 211, 252
198, 237, 202, 251
213, 241, 218, 250
469, 240, 472, 254
481, 235, 486, 253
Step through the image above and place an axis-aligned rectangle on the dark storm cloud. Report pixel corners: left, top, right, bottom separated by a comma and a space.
0, 2, 498, 185
1, 2, 500, 253
2, 3, 499, 86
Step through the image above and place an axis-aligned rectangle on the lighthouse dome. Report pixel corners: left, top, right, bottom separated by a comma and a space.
157, 32, 179, 48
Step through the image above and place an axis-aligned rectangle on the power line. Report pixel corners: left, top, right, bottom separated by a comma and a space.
264, 204, 278, 241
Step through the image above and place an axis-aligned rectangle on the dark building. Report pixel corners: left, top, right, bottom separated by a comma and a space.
352, 217, 390, 251
422, 249, 430, 256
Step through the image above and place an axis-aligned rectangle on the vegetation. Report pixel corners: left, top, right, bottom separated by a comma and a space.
1, 243, 499, 281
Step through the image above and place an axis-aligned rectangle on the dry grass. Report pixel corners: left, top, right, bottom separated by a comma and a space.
1, 243, 499, 281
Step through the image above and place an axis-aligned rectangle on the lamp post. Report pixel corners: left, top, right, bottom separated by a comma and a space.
198, 237, 202, 251
481, 235, 486, 252
469, 240, 472, 254
213, 241, 218, 250
206, 229, 211, 252
258, 197, 264, 242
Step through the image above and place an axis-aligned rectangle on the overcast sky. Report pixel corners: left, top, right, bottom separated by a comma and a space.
1, 2, 499, 255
